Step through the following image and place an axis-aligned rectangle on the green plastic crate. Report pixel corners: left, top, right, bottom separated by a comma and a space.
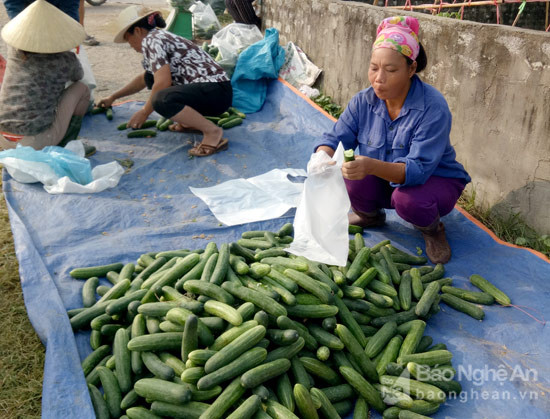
167, 9, 193, 40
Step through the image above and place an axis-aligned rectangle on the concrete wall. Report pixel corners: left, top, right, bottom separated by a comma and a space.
264, 0, 550, 234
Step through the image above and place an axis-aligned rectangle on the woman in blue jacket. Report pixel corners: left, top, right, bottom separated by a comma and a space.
314, 16, 470, 264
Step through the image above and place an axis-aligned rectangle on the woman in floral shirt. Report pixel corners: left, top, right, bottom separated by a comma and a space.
98, 6, 232, 157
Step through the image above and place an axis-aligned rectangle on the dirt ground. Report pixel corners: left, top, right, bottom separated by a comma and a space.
0, 0, 175, 103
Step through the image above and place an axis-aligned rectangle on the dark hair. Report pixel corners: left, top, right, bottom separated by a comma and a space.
406, 42, 427, 73
127, 13, 166, 35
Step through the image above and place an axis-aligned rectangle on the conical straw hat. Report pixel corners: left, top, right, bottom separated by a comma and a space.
1, 0, 86, 53
113, 5, 159, 44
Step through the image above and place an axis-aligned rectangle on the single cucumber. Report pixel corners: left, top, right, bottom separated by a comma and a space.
70, 262, 124, 279
113, 328, 132, 393
398, 320, 426, 358
141, 351, 175, 381
469, 274, 511, 305
87, 384, 110, 419
182, 314, 198, 363
197, 347, 267, 390
127, 129, 157, 138
294, 383, 319, 419
335, 324, 378, 383
440, 293, 485, 320
150, 401, 209, 419
134, 377, 192, 405
227, 394, 261, 419
221, 281, 287, 317
300, 357, 341, 385
415, 282, 440, 317
97, 366, 122, 418
339, 366, 386, 412
204, 325, 266, 373
241, 358, 291, 388
365, 320, 398, 358
221, 117, 243, 129
196, 377, 247, 419
379, 375, 446, 404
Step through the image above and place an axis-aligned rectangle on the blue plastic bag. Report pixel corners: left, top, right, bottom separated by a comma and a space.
0, 144, 93, 185
231, 28, 286, 114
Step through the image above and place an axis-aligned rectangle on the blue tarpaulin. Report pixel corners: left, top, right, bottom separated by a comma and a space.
2, 79, 549, 419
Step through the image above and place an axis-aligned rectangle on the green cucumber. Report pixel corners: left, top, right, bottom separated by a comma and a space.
264, 337, 305, 362
70, 262, 123, 279
283, 269, 333, 304
440, 293, 485, 320
127, 332, 182, 352
166, 307, 215, 347
182, 314, 198, 362
398, 320, 426, 358
97, 366, 122, 418
113, 328, 132, 392
276, 315, 318, 351
469, 274, 511, 305
197, 347, 267, 390
200, 377, 248, 419
158, 352, 186, 375
380, 246, 401, 285
300, 357, 340, 385
210, 320, 259, 351
227, 394, 261, 419
375, 383, 413, 409
410, 268, 424, 300
141, 351, 175, 380
376, 335, 404, 377
134, 377, 192, 405
221, 117, 243, 129
286, 304, 338, 318
333, 295, 367, 348
379, 375, 446, 404
365, 320, 398, 358
267, 328, 299, 346
150, 401, 208, 418
415, 281, 440, 317
294, 383, 319, 419
307, 324, 344, 350
181, 366, 205, 384
205, 325, 266, 373
261, 256, 308, 272
204, 300, 242, 326
420, 263, 445, 283
276, 373, 295, 411
265, 399, 300, 419
128, 129, 156, 138
88, 384, 110, 419
339, 366, 385, 412
334, 324, 378, 383
346, 247, 371, 282
241, 358, 291, 388
221, 281, 287, 317
82, 277, 99, 307
441, 285, 495, 305
399, 270, 412, 310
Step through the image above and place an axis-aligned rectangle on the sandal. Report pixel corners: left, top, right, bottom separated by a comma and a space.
169, 123, 201, 134
188, 138, 229, 157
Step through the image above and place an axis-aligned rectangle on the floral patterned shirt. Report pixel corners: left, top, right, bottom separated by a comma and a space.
141, 29, 229, 85
0, 47, 83, 136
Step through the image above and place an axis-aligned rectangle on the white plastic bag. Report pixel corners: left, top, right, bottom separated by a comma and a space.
190, 1, 221, 39
189, 168, 306, 226
74, 47, 96, 105
0, 141, 125, 194
286, 143, 350, 266
210, 23, 263, 76
279, 42, 322, 88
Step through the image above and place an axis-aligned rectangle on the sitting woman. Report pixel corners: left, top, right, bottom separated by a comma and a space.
314, 16, 471, 264
98, 6, 233, 157
0, 0, 91, 153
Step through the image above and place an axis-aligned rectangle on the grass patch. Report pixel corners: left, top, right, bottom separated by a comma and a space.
0, 177, 44, 418
458, 189, 550, 259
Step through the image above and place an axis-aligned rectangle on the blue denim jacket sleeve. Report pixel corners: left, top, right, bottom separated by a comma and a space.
391, 103, 452, 187
313, 93, 362, 153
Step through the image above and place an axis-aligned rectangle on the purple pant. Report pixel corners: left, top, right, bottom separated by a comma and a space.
345, 175, 465, 227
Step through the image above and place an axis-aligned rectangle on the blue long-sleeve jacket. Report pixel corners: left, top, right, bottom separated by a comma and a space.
313, 75, 471, 188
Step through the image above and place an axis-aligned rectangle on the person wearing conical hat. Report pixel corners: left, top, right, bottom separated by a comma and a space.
0, 0, 94, 154
96, 6, 233, 157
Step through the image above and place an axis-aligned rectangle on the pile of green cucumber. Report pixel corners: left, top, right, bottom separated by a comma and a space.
116, 107, 246, 139
68, 222, 511, 419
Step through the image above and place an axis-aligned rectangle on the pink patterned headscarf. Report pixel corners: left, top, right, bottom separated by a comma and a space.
373, 16, 420, 61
